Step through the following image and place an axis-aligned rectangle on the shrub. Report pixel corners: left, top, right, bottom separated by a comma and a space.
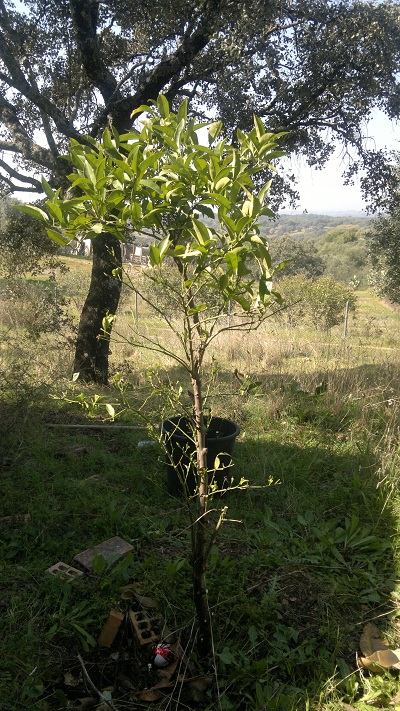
276, 274, 357, 330
307, 276, 357, 330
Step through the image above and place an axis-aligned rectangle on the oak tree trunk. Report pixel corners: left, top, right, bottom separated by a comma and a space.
73, 233, 122, 384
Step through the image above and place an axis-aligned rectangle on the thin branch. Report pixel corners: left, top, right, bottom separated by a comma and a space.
23, 60, 59, 157
77, 654, 118, 711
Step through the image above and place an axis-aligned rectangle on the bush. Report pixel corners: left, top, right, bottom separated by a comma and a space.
307, 276, 357, 330
276, 275, 357, 330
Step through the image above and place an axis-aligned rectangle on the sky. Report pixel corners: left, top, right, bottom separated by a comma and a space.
284, 111, 399, 214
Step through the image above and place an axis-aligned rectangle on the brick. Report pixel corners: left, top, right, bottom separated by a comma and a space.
46, 562, 84, 580
98, 610, 124, 648
129, 609, 159, 646
73, 536, 134, 571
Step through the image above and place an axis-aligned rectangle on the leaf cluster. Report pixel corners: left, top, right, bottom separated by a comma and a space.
19, 97, 287, 359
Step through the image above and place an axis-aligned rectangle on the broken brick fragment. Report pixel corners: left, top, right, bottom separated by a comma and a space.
98, 610, 124, 648
46, 562, 84, 580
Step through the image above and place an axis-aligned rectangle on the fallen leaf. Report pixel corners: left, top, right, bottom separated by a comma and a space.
157, 656, 179, 679
64, 672, 81, 687
360, 623, 390, 656
137, 678, 174, 702
359, 648, 400, 673
186, 676, 214, 692
76, 698, 96, 710
138, 689, 162, 701
120, 583, 157, 608
134, 592, 158, 609
152, 679, 175, 690
137, 689, 163, 702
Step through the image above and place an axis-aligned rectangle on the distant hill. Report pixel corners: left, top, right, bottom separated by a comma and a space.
261, 213, 371, 287
282, 210, 367, 218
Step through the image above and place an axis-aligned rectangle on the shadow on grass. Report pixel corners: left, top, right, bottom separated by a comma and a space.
207, 434, 398, 709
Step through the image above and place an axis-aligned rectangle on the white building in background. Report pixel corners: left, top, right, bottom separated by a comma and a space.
70, 231, 150, 265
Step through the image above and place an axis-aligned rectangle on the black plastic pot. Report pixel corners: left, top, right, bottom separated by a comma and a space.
161, 416, 240, 497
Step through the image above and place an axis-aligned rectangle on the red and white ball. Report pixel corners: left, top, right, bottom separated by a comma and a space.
153, 643, 174, 667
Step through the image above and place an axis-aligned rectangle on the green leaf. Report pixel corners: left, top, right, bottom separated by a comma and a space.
188, 303, 207, 315
140, 178, 163, 194
192, 218, 211, 245
157, 94, 170, 118
219, 647, 238, 666
46, 228, 70, 246
224, 250, 241, 272
14, 204, 49, 221
208, 120, 223, 144
91, 223, 103, 234
137, 151, 165, 178
215, 176, 230, 192
253, 115, 266, 140
242, 198, 253, 217
158, 235, 170, 260
45, 201, 64, 224
232, 294, 251, 311
41, 177, 55, 200
260, 206, 275, 217
177, 98, 188, 124
106, 403, 115, 419
130, 103, 151, 118
219, 273, 229, 290
248, 625, 258, 645
209, 192, 231, 209
149, 244, 161, 266
92, 554, 107, 575
258, 180, 273, 205
196, 204, 215, 220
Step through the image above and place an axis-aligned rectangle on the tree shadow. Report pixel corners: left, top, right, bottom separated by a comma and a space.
204, 422, 398, 708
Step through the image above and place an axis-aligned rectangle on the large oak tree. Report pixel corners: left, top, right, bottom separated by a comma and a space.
0, 0, 399, 381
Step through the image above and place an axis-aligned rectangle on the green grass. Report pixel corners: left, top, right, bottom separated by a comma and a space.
1, 275, 400, 710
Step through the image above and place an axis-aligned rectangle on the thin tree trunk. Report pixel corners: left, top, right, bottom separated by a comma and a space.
73, 233, 122, 384
191, 371, 213, 658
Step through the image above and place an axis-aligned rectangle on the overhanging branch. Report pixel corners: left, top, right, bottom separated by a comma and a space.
0, 94, 56, 170
0, 157, 42, 190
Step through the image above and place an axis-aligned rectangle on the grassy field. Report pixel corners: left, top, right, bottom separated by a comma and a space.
1, 261, 400, 710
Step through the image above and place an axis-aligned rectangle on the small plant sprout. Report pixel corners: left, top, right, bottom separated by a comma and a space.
21, 95, 286, 657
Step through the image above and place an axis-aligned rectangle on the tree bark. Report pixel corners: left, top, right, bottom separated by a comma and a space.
73, 233, 122, 384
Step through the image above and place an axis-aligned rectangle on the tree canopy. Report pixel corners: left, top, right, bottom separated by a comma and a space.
3, 0, 399, 381
0, 0, 399, 203
0, 197, 64, 280
368, 200, 400, 305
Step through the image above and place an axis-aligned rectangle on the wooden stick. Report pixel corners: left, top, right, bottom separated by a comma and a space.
46, 423, 147, 430
77, 654, 118, 711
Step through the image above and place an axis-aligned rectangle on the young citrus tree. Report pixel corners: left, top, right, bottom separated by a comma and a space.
18, 96, 285, 656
